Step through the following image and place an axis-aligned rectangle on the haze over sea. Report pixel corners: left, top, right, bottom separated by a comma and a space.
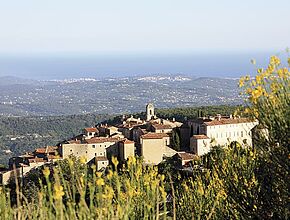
0, 51, 283, 80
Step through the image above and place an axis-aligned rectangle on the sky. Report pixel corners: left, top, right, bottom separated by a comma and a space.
0, 0, 289, 55
0, 0, 289, 79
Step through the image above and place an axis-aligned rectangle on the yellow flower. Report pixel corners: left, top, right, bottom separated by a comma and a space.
246, 87, 252, 94
54, 184, 65, 200
239, 77, 245, 87
68, 158, 74, 167
127, 156, 136, 167
255, 74, 263, 84
267, 64, 274, 73
80, 156, 87, 164
42, 167, 50, 178
251, 86, 264, 101
270, 82, 279, 93
159, 186, 167, 199
270, 55, 280, 66
257, 68, 263, 74
112, 156, 119, 168
107, 170, 113, 180
244, 108, 251, 114
250, 80, 256, 87
102, 186, 114, 199
96, 178, 105, 186
253, 109, 259, 118
96, 172, 102, 178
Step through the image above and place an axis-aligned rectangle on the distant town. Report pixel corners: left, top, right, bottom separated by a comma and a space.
0, 75, 242, 116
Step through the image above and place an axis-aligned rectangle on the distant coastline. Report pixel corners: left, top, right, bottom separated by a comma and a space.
0, 51, 276, 80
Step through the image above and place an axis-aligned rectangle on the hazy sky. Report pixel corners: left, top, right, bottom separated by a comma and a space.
0, 0, 289, 55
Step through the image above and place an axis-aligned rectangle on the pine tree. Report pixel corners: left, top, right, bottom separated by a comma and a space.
171, 129, 180, 151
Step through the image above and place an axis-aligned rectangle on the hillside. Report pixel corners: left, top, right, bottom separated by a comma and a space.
0, 75, 242, 116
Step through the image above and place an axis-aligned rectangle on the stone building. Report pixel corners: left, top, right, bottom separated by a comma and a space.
119, 139, 135, 161
140, 133, 176, 164
84, 127, 98, 139
186, 115, 258, 156
146, 103, 155, 121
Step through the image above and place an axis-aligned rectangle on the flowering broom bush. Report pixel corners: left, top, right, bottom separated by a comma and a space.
239, 55, 290, 219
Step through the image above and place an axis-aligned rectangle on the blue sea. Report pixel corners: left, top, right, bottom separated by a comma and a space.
0, 51, 283, 80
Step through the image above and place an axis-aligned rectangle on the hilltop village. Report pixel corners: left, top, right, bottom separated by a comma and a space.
0, 104, 258, 185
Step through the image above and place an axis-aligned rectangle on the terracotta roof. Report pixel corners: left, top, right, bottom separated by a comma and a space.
119, 123, 141, 129
122, 139, 135, 144
176, 152, 198, 160
192, 135, 210, 139
86, 137, 123, 144
152, 124, 172, 130
84, 127, 98, 132
95, 156, 108, 161
28, 157, 46, 163
67, 140, 82, 144
19, 154, 34, 158
47, 155, 61, 160
204, 118, 254, 126
35, 146, 58, 154
141, 133, 169, 139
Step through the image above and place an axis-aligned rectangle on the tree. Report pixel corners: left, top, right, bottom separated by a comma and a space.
170, 129, 180, 151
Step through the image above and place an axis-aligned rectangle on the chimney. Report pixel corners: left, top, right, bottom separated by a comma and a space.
172, 117, 175, 122
217, 114, 221, 121
230, 114, 233, 119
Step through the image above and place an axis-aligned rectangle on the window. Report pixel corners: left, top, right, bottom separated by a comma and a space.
102, 162, 105, 164
241, 131, 243, 137
86, 151, 87, 154
92, 145, 95, 148
100, 152, 103, 155
89, 132, 92, 136
95, 153, 97, 156
70, 149, 72, 152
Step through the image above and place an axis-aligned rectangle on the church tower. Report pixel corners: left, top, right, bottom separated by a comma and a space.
146, 103, 155, 121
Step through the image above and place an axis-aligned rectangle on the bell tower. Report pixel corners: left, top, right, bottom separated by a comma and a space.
146, 103, 155, 121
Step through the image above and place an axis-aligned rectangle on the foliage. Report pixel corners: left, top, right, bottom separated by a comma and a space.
170, 129, 180, 151
239, 55, 290, 218
0, 113, 112, 166
0, 156, 170, 219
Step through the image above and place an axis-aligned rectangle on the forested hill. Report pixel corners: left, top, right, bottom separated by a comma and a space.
0, 105, 239, 167
0, 114, 113, 166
